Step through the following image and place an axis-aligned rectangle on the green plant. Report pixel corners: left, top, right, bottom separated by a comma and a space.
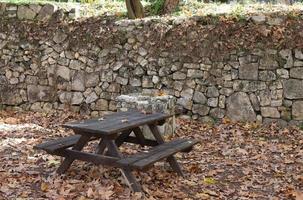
150, 0, 165, 15
299, 122, 303, 130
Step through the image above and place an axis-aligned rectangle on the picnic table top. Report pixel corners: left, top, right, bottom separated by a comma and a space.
63, 110, 170, 136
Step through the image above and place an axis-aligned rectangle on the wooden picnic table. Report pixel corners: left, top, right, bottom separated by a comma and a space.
34, 110, 198, 192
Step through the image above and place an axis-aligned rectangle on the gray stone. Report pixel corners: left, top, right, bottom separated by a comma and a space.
71, 92, 83, 105
249, 93, 260, 111
72, 71, 85, 91
239, 63, 258, 80
294, 60, 303, 67
263, 118, 288, 128
177, 97, 192, 110
85, 92, 98, 104
192, 104, 210, 116
116, 76, 128, 85
207, 98, 218, 107
187, 69, 203, 78
138, 47, 147, 56
290, 68, 303, 79
184, 63, 199, 69
276, 69, 289, 78
138, 56, 148, 67
259, 71, 276, 81
261, 107, 280, 118
0, 85, 23, 105
113, 62, 123, 71
133, 66, 144, 76
193, 91, 207, 104
260, 55, 279, 70
226, 92, 256, 122
17, 5, 37, 20
295, 49, 303, 60
69, 60, 85, 70
251, 15, 266, 24
130, 78, 141, 86
173, 72, 186, 80
53, 31, 67, 44
36, 4, 56, 21
292, 101, 303, 120
152, 76, 160, 84
142, 76, 153, 88
218, 95, 226, 108
267, 17, 283, 26
86, 73, 100, 87
259, 90, 271, 106
57, 65, 70, 81
283, 79, 303, 99
27, 85, 52, 102
180, 88, 194, 99
220, 88, 234, 96
95, 99, 108, 111
279, 49, 293, 68
59, 92, 72, 103
210, 108, 225, 119
206, 86, 219, 97
233, 81, 266, 92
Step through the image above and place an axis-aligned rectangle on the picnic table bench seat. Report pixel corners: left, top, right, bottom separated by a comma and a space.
34, 135, 98, 154
117, 138, 198, 170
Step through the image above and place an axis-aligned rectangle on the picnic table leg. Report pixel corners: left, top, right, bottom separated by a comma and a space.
57, 134, 91, 174
148, 124, 184, 177
106, 140, 142, 192
95, 139, 107, 154
115, 130, 133, 147
132, 127, 147, 147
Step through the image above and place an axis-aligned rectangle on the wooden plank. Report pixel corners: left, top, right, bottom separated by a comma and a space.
115, 130, 133, 147
132, 140, 198, 170
63, 111, 170, 136
34, 135, 81, 153
106, 140, 142, 192
56, 135, 91, 174
55, 149, 122, 167
148, 124, 184, 176
117, 139, 188, 166
132, 127, 146, 147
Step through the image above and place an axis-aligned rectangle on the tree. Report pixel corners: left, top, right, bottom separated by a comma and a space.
125, 0, 145, 19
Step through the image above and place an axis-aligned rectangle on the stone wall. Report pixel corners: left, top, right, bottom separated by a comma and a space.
1, 10, 303, 126
0, 2, 78, 21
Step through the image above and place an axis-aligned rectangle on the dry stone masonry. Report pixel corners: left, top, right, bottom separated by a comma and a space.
0, 2, 78, 21
1, 2, 303, 126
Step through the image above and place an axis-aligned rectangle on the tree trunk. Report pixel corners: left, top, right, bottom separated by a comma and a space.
162, 0, 180, 14
125, 0, 145, 19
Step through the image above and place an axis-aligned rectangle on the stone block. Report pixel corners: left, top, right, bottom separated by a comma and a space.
239, 63, 258, 80
283, 79, 303, 99
261, 107, 280, 118
226, 92, 256, 122
290, 68, 303, 79
17, 5, 37, 20
27, 85, 52, 102
292, 101, 303, 120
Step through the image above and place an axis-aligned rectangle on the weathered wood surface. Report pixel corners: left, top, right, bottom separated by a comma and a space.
34, 135, 82, 153
63, 110, 170, 136
117, 138, 198, 170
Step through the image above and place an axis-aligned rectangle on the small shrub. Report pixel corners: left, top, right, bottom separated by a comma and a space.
150, 0, 165, 15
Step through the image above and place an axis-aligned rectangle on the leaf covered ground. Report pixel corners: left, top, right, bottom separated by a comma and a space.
0, 110, 302, 199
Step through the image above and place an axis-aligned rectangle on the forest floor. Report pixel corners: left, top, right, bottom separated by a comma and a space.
0, 110, 302, 199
